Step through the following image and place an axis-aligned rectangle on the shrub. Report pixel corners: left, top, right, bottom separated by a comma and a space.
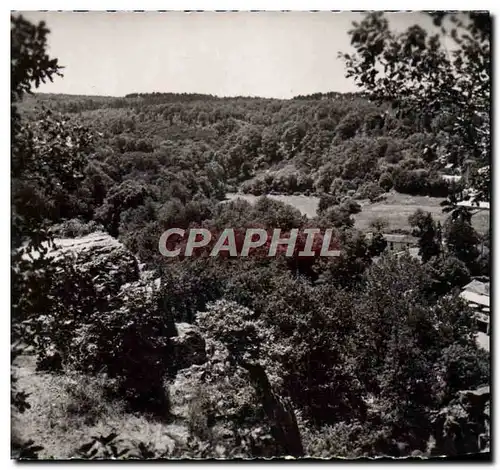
14, 254, 99, 371
260, 280, 366, 425
427, 176, 451, 197
378, 172, 394, 191
356, 182, 385, 202
340, 198, 362, 215
52, 219, 105, 238
68, 282, 176, 416
301, 422, 393, 458
317, 194, 339, 214
161, 258, 223, 323
438, 344, 490, 399
19, 249, 175, 415
335, 112, 361, 140
315, 207, 354, 229
328, 178, 348, 198
426, 255, 471, 297
50, 374, 125, 427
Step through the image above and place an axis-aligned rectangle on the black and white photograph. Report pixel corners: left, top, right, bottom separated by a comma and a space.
10, 9, 491, 460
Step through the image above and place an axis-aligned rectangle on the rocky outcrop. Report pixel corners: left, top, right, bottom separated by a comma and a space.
24, 232, 140, 296
24, 231, 209, 376
171, 323, 207, 371
121, 268, 161, 299
55, 233, 139, 296
430, 386, 490, 456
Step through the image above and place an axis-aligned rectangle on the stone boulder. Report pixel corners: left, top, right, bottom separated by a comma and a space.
74, 248, 139, 296
51, 232, 140, 296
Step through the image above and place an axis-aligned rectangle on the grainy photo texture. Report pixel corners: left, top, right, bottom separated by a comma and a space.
11, 11, 491, 460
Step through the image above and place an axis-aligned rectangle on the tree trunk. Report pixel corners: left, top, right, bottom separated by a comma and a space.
241, 361, 304, 458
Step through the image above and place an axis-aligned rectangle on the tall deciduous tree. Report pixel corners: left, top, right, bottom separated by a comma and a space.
341, 12, 490, 206
11, 14, 92, 420
11, 15, 93, 248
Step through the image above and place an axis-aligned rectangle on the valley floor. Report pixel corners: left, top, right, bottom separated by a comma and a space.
225, 191, 490, 234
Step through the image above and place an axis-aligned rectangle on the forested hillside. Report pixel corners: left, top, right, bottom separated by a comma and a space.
17, 87, 474, 264
23, 89, 461, 199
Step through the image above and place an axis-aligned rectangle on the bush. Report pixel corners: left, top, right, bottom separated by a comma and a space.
439, 344, 490, 399
68, 282, 176, 415
315, 207, 354, 229
301, 421, 393, 458
355, 182, 385, 202
51, 374, 125, 427
52, 219, 105, 238
261, 280, 366, 425
317, 194, 339, 214
392, 168, 427, 195
161, 258, 223, 323
378, 172, 393, 191
426, 255, 471, 297
427, 176, 451, 197
20, 249, 175, 415
340, 198, 362, 215
14, 254, 99, 371
335, 112, 361, 140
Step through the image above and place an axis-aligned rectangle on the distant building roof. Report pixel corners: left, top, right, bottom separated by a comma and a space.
407, 247, 421, 259
456, 189, 490, 210
441, 174, 462, 182
395, 247, 421, 260
460, 290, 490, 308
463, 280, 490, 296
457, 200, 490, 210
475, 332, 490, 352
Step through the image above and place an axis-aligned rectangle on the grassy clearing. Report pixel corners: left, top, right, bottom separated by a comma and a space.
226, 191, 489, 234
12, 355, 188, 459
355, 193, 490, 234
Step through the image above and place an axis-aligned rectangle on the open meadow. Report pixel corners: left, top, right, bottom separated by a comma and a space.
226, 191, 490, 234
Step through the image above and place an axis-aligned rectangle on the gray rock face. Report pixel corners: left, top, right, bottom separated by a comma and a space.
24, 231, 208, 377
171, 323, 207, 371
26, 232, 140, 296
73, 244, 139, 296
